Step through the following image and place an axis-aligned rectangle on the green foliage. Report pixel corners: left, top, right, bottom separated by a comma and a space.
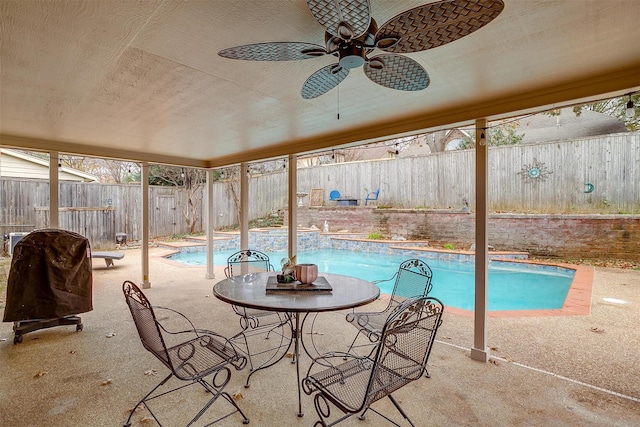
443, 243, 456, 250
573, 95, 640, 131
367, 232, 383, 240
458, 123, 525, 149
167, 233, 188, 241
249, 214, 283, 228
216, 213, 283, 231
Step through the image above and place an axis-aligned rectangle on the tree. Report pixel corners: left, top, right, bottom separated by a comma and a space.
145, 165, 206, 234
221, 166, 243, 226
458, 120, 524, 149
99, 160, 140, 183
573, 95, 639, 131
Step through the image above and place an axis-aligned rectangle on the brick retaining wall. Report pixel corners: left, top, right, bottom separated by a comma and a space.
285, 207, 640, 261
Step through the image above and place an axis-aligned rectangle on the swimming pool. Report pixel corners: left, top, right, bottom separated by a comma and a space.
168, 249, 575, 311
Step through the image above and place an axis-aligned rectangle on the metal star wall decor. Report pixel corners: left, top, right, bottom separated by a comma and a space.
518, 158, 552, 183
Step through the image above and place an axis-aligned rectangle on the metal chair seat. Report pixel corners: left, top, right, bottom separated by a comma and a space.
164, 334, 239, 381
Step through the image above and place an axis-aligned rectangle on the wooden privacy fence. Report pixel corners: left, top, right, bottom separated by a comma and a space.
1, 132, 639, 248
297, 132, 640, 214
35, 207, 115, 249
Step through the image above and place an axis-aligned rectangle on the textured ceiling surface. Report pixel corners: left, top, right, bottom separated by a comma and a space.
1, 0, 639, 167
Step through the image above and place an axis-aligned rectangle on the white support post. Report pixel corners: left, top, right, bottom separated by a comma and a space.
288, 154, 297, 261
205, 169, 215, 279
240, 162, 249, 275
141, 162, 151, 289
49, 151, 59, 229
471, 118, 489, 362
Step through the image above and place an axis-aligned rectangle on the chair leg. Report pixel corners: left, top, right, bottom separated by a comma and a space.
388, 394, 415, 427
124, 373, 172, 427
125, 371, 250, 426
190, 377, 250, 425
220, 391, 250, 425
359, 395, 415, 427
345, 331, 360, 356
231, 317, 294, 388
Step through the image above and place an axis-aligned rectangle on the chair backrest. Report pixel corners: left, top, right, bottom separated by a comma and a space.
366, 296, 444, 406
122, 280, 172, 370
389, 259, 433, 303
329, 190, 340, 200
225, 249, 274, 278
368, 188, 380, 199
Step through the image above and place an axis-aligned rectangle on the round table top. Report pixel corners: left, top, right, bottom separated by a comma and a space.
213, 272, 380, 313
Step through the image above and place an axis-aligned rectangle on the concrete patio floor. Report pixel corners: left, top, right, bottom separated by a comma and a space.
1, 246, 639, 426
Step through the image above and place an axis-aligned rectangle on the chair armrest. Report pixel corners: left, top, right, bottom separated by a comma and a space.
154, 306, 199, 335
371, 271, 397, 286
344, 271, 396, 321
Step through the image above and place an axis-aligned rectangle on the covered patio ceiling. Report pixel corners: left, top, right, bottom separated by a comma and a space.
1, 0, 639, 167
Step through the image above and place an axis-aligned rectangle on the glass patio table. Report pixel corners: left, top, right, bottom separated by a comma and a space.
212, 272, 380, 417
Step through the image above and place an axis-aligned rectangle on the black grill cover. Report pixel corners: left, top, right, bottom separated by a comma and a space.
3, 229, 93, 322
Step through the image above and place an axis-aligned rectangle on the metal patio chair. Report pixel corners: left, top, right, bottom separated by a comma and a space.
345, 259, 433, 357
122, 281, 249, 426
303, 296, 444, 426
225, 250, 293, 386
364, 188, 380, 206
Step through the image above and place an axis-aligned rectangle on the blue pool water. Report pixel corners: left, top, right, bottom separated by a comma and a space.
169, 249, 574, 311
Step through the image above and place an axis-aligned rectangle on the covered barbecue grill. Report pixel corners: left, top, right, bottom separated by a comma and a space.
3, 229, 93, 344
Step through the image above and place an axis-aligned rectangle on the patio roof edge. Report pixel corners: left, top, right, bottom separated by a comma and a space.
0, 134, 208, 168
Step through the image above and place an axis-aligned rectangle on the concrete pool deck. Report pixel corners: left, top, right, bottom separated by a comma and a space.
1, 246, 639, 426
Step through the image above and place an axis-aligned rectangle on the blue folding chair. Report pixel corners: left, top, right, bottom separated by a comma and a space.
365, 188, 380, 206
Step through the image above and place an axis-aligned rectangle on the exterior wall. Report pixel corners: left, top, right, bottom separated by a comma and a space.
0, 151, 91, 181
287, 207, 640, 261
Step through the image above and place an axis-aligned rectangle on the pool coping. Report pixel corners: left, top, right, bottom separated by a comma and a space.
158, 241, 594, 318
442, 261, 593, 318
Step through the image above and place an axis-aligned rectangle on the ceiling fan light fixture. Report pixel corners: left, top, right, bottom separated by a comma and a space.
338, 43, 365, 69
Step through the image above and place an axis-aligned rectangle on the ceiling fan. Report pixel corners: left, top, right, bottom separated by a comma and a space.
219, 0, 504, 99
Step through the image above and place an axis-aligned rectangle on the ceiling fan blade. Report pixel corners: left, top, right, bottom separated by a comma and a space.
364, 54, 430, 91
301, 64, 349, 99
375, 0, 504, 53
218, 42, 327, 61
306, 0, 371, 40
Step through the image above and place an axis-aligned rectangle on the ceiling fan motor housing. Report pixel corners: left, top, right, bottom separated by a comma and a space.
339, 43, 365, 69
